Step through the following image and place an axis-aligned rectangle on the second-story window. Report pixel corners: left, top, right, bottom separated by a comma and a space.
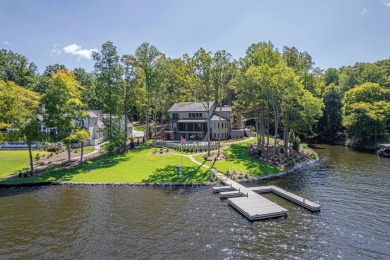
189, 113, 202, 118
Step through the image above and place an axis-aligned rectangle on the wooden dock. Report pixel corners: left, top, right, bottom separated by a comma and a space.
251, 186, 321, 212
213, 186, 235, 194
213, 180, 321, 221
219, 190, 246, 199
228, 194, 288, 220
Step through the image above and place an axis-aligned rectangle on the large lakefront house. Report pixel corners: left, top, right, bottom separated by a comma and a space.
166, 102, 246, 141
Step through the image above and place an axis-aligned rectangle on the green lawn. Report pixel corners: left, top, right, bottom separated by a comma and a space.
71, 146, 95, 154
0, 147, 96, 179
0, 150, 45, 178
1, 144, 210, 184
193, 138, 283, 177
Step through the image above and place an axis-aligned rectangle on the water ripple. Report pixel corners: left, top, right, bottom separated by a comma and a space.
1, 145, 390, 258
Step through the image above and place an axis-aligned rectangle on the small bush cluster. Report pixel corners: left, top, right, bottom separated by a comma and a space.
284, 153, 309, 168
292, 137, 301, 152
225, 168, 249, 180
207, 171, 218, 182
310, 152, 318, 159
47, 144, 63, 153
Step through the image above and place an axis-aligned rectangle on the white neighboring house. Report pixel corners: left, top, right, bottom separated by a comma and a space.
37, 110, 133, 146
36, 114, 56, 136
80, 111, 133, 146
80, 110, 105, 145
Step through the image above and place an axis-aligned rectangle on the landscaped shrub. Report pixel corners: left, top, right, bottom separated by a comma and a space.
47, 144, 62, 153
207, 172, 218, 182
292, 137, 300, 151
35, 153, 41, 161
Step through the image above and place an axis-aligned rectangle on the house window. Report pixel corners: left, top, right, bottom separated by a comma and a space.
214, 133, 216, 139
189, 113, 202, 118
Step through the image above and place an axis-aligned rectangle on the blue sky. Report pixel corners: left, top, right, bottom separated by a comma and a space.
1, 0, 389, 73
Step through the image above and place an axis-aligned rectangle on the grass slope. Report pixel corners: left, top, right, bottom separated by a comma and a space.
193, 139, 282, 177
1, 144, 210, 184
0, 150, 44, 178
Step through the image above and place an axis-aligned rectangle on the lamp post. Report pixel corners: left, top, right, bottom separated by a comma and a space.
180, 141, 183, 178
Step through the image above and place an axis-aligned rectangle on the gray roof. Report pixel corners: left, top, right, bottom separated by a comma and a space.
95, 121, 105, 128
168, 102, 215, 112
87, 110, 100, 118
210, 115, 228, 122
36, 114, 44, 122
215, 107, 232, 112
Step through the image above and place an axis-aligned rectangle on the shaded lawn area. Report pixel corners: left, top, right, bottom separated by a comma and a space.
1, 144, 210, 184
0, 150, 48, 178
193, 138, 283, 177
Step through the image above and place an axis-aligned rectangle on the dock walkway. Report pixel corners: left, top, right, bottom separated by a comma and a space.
183, 137, 320, 221
213, 179, 320, 220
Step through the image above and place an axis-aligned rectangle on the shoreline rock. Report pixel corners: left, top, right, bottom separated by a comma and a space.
236, 158, 319, 183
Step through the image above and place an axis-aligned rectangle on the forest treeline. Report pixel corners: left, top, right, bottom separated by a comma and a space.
1, 41, 390, 173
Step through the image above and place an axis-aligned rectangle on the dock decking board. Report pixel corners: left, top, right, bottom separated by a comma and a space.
214, 180, 321, 221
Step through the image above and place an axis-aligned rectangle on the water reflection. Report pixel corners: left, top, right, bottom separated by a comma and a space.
0, 145, 389, 258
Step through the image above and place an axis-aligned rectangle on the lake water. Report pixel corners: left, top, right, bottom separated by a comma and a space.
1, 145, 389, 259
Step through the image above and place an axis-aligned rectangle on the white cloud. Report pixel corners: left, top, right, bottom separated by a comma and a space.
384, 1, 390, 7
62, 44, 97, 60
361, 8, 368, 14
2, 41, 10, 45
51, 44, 62, 55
